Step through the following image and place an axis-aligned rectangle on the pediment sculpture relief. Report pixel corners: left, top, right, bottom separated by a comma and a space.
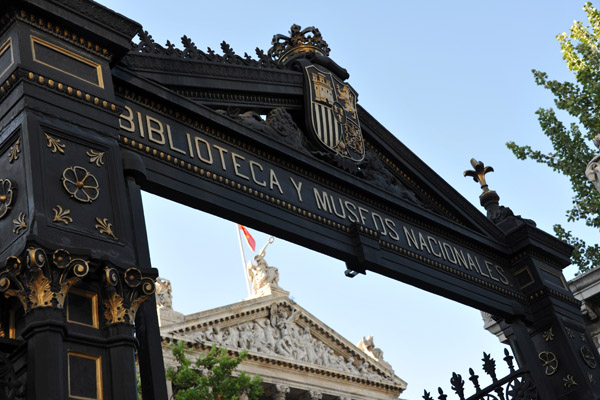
191, 304, 394, 382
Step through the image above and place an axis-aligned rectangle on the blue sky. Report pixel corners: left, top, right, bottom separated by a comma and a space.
96, 1, 594, 397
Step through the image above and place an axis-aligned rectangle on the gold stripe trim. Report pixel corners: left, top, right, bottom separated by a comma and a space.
0, 38, 14, 78
31, 35, 104, 88
66, 288, 99, 329
68, 351, 103, 400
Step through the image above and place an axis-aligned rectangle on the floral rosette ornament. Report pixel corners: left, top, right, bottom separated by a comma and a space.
0, 179, 14, 219
61, 166, 99, 203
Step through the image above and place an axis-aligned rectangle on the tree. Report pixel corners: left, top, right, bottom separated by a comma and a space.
166, 342, 264, 400
506, 1, 600, 272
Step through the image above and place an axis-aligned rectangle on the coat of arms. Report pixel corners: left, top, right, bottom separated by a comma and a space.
304, 65, 365, 162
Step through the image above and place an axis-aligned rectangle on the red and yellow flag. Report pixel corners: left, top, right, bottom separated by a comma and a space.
238, 224, 256, 252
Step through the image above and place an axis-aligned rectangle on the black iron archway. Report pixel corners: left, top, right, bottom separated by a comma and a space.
0, 1, 596, 399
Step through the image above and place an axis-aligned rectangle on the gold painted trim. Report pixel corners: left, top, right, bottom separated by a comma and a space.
66, 288, 99, 329
8, 308, 15, 339
0, 38, 14, 78
30, 36, 104, 88
540, 266, 568, 290
67, 351, 103, 400
514, 266, 535, 290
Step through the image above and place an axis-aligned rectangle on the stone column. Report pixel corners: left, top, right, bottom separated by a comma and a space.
301, 390, 323, 400
272, 384, 290, 400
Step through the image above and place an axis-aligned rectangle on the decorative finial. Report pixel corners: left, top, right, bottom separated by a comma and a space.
268, 24, 330, 65
463, 158, 494, 193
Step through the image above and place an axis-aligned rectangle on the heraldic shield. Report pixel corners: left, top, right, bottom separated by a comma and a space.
304, 65, 365, 162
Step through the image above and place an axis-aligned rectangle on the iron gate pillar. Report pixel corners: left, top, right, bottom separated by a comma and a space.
0, 1, 166, 399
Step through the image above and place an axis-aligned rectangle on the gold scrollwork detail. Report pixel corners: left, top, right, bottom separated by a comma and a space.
539, 351, 559, 376
581, 345, 597, 369
543, 327, 555, 342
563, 374, 577, 387
61, 166, 99, 203
95, 217, 117, 240
86, 149, 104, 167
52, 205, 73, 224
44, 132, 65, 154
0, 179, 14, 219
12, 212, 26, 234
102, 267, 155, 325
0, 248, 90, 312
8, 137, 20, 163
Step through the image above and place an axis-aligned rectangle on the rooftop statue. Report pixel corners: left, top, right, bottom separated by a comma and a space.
155, 277, 173, 309
358, 336, 394, 374
247, 237, 280, 296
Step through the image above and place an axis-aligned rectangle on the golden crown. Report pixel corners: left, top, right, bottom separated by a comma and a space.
268, 24, 330, 65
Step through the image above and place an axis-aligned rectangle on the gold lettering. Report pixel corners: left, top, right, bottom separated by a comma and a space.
454, 248, 467, 269
484, 260, 500, 282
494, 265, 510, 285
167, 125, 186, 155
403, 226, 418, 249
146, 115, 165, 145
289, 177, 303, 202
250, 160, 266, 187
269, 170, 284, 194
442, 243, 457, 264
345, 201, 358, 223
427, 236, 442, 258
385, 218, 399, 240
475, 257, 489, 277
331, 196, 346, 219
466, 253, 477, 271
195, 137, 213, 165
119, 106, 135, 132
314, 188, 332, 213
186, 132, 194, 158
213, 145, 228, 170
418, 232, 431, 254
372, 213, 387, 236
137, 112, 145, 138
358, 207, 368, 225
231, 152, 249, 180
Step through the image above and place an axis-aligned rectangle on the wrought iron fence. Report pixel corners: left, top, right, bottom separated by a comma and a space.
423, 349, 537, 400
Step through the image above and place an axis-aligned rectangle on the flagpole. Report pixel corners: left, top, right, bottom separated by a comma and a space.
237, 225, 253, 297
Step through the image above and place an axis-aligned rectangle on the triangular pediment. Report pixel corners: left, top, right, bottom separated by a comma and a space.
159, 292, 406, 389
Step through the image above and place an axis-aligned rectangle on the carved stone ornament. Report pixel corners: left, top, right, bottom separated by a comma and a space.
102, 267, 155, 325
61, 166, 99, 203
357, 336, 394, 373
155, 277, 173, 309
247, 237, 280, 296
191, 303, 394, 383
0, 248, 90, 312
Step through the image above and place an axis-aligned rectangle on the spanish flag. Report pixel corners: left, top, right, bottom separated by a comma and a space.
238, 224, 256, 252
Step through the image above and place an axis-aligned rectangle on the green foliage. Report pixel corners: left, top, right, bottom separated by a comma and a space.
506, 2, 600, 272
166, 342, 263, 400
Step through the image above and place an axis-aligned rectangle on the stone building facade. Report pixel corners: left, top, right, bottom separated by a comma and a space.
154, 253, 407, 400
